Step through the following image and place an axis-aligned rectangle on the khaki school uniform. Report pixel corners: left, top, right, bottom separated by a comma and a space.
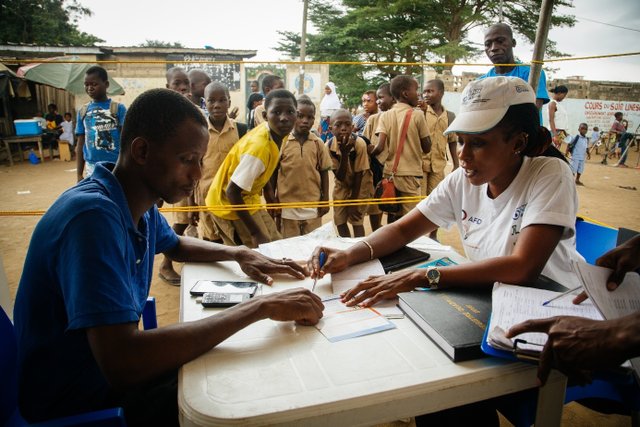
278, 133, 333, 238
376, 102, 430, 215
328, 136, 372, 226
362, 112, 386, 216
196, 117, 241, 240
422, 106, 457, 196
253, 104, 266, 126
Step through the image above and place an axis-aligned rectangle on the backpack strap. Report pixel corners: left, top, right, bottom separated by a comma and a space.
391, 109, 413, 176
446, 110, 455, 126
236, 122, 248, 139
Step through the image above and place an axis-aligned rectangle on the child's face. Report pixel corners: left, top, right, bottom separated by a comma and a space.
423, 82, 443, 106
266, 97, 296, 138
331, 111, 352, 139
295, 104, 315, 135
403, 80, 420, 107
64, 114, 72, 122
579, 124, 588, 136
84, 73, 108, 100
250, 81, 259, 92
167, 71, 190, 95
205, 88, 230, 122
362, 94, 377, 114
252, 99, 263, 109
376, 89, 394, 111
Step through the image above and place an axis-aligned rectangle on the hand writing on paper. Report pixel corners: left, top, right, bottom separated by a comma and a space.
308, 246, 349, 280
573, 234, 640, 305
341, 269, 424, 307
260, 288, 324, 326
235, 248, 308, 285
506, 316, 630, 386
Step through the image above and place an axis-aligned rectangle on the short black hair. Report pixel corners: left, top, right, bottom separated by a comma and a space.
262, 75, 282, 92
64, 112, 72, 117
390, 75, 416, 100
166, 66, 187, 83
86, 65, 108, 82
363, 90, 377, 98
377, 83, 391, 96
426, 79, 445, 92
204, 81, 230, 98
265, 89, 296, 110
247, 92, 264, 110
615, 112, 623, 119
48, 103, 57, 109
487, 22, 513, 38
550, 85, 569, 94
297, 96, 316, 113
120, 88, 207, 152
330, 108, 351, 122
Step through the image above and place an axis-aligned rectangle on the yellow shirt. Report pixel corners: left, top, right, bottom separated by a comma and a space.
423, 106, 457, 173
376, 102, 430, 176
205, 123, 280, 220
196, 117, 240, 205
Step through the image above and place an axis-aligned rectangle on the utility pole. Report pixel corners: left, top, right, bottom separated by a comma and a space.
528, 0, 554, 96
298, 0, 309, 96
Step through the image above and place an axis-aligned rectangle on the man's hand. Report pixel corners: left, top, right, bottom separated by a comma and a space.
234, 247, 307, 285
341, 269, 424, 307
574, 234, 640, 304
506, 316, 629, 386
338, 133, 355, 154
258, 288, 324, 326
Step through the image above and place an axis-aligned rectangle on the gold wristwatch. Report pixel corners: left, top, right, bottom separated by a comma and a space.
424, 267, 441, 290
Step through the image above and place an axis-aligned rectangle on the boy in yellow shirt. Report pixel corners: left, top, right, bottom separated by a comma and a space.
206, 89, 296, 247
372, 75, 431, 220
328, 109, 372, 238
275, 97, 332, 238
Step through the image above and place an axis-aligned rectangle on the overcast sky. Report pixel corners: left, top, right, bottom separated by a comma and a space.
76, 0, 640, 83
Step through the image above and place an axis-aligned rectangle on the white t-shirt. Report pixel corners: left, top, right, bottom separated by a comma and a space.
230, 154, 265, 191
417, 156, 583, 288
549, 100, 569, 131
60, 120, 74, 143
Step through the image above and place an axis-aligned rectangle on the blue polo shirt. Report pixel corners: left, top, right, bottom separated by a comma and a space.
480, 65, 550, 105
13, 162, 178, 421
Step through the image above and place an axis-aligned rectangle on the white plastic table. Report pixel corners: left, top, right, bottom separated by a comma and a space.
178, 244, 566, 427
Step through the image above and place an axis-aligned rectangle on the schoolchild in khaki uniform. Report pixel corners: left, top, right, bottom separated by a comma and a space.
362, 83, 395, 230
253, 75, 284, 127
372, 75, 431, 220
196, 82, 244, 242
275, 97, 332, 238
329, 109, 373, 238
420, 79, 459, 197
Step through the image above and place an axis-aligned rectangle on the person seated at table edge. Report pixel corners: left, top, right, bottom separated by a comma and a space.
508, 234, 640, 386
13, 88, 323, 426
309, 76, 579, 308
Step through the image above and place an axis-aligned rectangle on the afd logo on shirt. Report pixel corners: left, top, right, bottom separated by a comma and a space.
511, 203, 528, 237
461, 209, 483, 240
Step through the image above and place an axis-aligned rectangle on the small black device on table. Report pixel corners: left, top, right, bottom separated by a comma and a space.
190, 280, 258, 308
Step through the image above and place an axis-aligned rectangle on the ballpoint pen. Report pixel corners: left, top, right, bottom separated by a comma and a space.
312, 251, 327, 292
541, 285, 583, 306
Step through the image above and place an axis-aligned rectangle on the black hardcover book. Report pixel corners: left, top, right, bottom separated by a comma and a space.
398, 276, 567, 362
378, 246, 430, 273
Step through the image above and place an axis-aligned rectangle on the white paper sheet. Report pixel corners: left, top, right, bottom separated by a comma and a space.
315, 296, 396, 342
488, 283, 603, 352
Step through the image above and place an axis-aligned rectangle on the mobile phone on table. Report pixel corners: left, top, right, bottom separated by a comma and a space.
201, 292, 252, 308
190, 280, 258, 296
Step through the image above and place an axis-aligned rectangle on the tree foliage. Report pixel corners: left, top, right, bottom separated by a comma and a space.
276, 0, 574, 107
138, 40, 185, 48
0, 0, 103, 46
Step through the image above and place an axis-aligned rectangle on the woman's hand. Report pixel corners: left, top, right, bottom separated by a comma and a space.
307, 246, 350, 279
341, 269, 424, 307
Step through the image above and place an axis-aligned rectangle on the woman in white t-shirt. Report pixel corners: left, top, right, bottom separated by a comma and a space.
309, 76, 582, 307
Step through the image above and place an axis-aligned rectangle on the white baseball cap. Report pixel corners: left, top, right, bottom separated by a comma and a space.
444, 76, 536, 134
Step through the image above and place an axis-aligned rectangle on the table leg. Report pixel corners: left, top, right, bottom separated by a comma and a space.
18, 142, 23, 163
534, 371, 567, 426
37, 139, 45, 162
3, 141, 13, 166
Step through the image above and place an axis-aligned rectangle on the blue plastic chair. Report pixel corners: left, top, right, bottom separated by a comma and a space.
1, 297, 157, 426
575, 218, 618, 265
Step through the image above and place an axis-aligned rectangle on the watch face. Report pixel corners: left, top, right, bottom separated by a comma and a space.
427, 268, 439, 281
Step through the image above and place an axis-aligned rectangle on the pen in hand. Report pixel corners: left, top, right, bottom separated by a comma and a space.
541, 286, 583, 306
312, 251, 327, 292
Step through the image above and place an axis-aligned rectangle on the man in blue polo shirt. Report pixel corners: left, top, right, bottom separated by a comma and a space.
480, 23, 550, 110
13, 88, 323, 426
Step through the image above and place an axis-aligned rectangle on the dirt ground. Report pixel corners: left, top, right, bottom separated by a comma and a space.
1, 148, 639, 427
